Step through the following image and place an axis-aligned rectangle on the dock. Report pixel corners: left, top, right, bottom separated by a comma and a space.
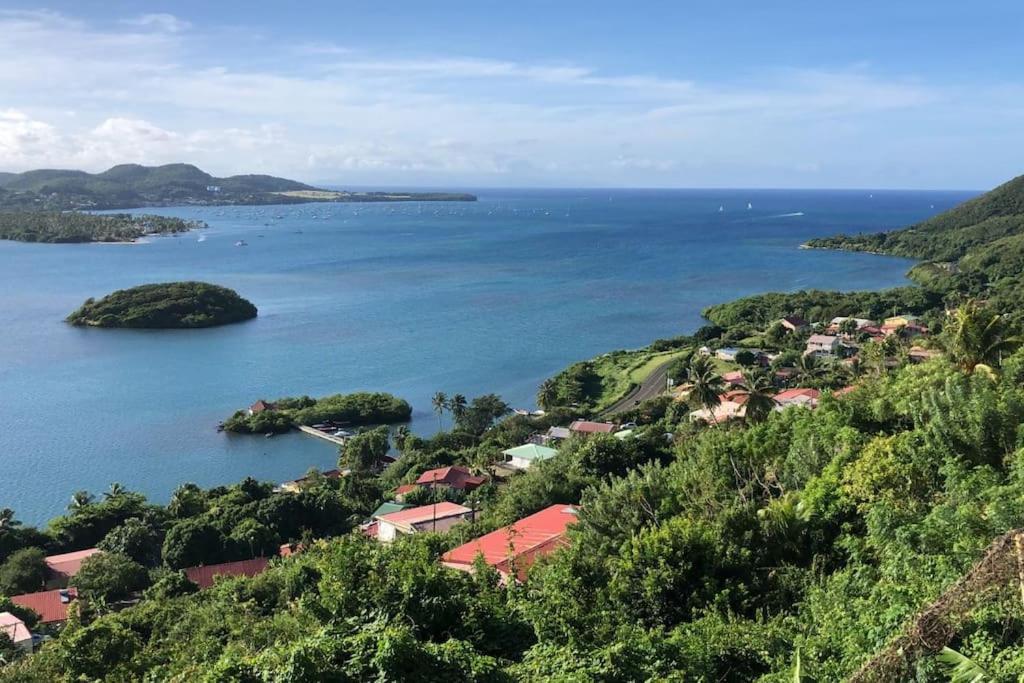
298, 425, 349, 446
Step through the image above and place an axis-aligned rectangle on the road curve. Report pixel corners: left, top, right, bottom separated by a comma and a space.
602, 359, 674, 416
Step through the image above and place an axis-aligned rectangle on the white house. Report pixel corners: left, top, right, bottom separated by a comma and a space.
502, 444, 558, 470
805, 334, 840, 358
374, 502, 473, 542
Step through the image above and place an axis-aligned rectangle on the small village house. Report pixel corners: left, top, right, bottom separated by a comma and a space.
774, 387, 821, 410
568, 420, 617, 436
44, 548, 100, 587
10, 588, 78, 627
690, 390, 748, 423
247, 400, 276, 415
415, 466, 486, 491
827, 317, 876, 334
0, 612, 33, 652
805, 334, 840, 359
184, 558, 270, 589
502, 443, 558, 470
277, 468, 342, 494
393, 483, 420, 502
441, 504, 579, 582
373, 502, 473, 542
779, 316, 808, 333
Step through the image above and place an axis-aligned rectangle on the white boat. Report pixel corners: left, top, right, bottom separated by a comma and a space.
235, 240, 248, 247
718, 205, 724, 212
747, 202, 753, 210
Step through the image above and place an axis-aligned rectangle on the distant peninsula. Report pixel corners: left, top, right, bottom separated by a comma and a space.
0, 163, 476, 211
66, 282, 258, 329
0, 211, 204, 243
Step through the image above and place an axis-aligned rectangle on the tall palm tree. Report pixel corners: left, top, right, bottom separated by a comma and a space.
449, 394, 468, 423
104, 482, 127, 500
68, 490, 95, 511
393, 425, 411, 451
794, 352, 823, 386
0, 508, 20, 530
536, 378, 559, 410
737, 369, 778, 424
431, 391, 448, 429
687, 355, 725, 424
946, 300, 1019, 376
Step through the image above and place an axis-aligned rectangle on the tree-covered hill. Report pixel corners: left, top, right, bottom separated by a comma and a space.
66, 282, 258, 329
806, 174, 1024, 262
0, 163, 476, 210
0, 212, 202, 243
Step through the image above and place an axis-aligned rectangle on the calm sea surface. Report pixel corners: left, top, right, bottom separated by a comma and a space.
0, 188, 974, 523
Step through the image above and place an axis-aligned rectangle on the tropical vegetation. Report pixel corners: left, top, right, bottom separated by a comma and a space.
65, 282, 257, 329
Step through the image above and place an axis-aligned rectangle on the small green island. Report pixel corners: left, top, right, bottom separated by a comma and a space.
0, 211, 204, 243
223, 392, 413, 434
66, 282, 258, 329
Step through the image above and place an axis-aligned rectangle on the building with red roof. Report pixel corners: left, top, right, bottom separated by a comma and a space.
45, 548, 100, 585
10, 588, 78, 625
374, 502, 473, 542
568, 420, 617, 435
415, 466, 486, 491
184, 557, 270, 589
442, 504, 579, 582
248, 400, 276, 414
774, 387, 821, 410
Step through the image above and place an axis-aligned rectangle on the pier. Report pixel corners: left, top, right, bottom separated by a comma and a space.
297, 425, 349, 446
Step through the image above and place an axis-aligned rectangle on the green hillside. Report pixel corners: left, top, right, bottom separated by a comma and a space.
0, 163, 476, 210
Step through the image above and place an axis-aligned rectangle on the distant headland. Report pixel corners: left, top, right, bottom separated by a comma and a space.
0, 163, 477, 211
66, 282, 258, 329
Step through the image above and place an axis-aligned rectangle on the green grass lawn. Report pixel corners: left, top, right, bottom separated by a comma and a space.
584, 348, 694, 412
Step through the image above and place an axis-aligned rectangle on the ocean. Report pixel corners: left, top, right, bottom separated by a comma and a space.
0, 187, 973, 524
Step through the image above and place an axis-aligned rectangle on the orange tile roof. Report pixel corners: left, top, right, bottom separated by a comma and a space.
442, 504, 579, 581
415, 466, 486, 490
184, 558, 270, 589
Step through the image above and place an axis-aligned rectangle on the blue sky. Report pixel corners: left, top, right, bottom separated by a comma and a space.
1, 2, 1022, 189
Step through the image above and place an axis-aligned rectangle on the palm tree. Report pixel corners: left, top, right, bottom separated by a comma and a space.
68, 490, 94, 511
687, 355, 725, 424
936, 646, 991, 682
536, 378, 559, 410
0, 508, 20, 530
393, 425, 412, 452
449, 394, 468, 423
104, 482, 127, 500
431, 392, 448, 429
794, 353, 824, 386
737, 369, 778, 424
946, 300, 1019, 376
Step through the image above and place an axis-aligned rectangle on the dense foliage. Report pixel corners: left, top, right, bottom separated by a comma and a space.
66, 282, 257, 329
223, 392, 413, 434
0, 211, 202, 243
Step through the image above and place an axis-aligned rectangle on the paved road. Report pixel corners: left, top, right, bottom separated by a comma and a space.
603, 359, 674, 416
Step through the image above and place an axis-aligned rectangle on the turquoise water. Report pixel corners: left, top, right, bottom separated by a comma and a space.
0, 188, 972, 524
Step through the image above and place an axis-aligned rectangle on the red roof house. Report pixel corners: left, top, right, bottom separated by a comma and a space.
10, 588, 78, 624
374, 502, 473, 542
248, 400, 277, 414
442, 504, 579, 582
415, 466, 486, 491
568, 420, 617, 435
45, 548, 100, 584
184, 557, 270, 589
773, 388, 821, 409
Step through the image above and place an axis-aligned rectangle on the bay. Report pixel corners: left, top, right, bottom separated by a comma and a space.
0, 188, 973, 523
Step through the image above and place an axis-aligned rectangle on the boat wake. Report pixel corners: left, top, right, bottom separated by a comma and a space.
769, 212, 805, 218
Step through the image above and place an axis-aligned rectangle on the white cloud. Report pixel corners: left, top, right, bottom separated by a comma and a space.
0, 10, 1019, 187
121, 13, 191, 33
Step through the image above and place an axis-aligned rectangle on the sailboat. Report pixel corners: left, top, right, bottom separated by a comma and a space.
747, 202, 753, 210
718, 205, 724, 213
